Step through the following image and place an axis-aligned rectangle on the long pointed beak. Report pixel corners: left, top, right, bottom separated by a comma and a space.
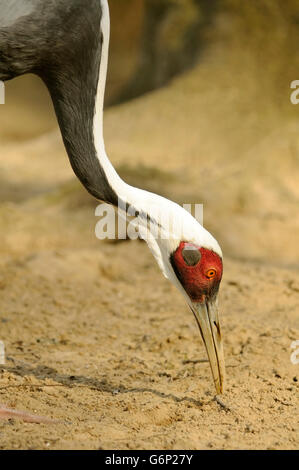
190, 299, 225, 394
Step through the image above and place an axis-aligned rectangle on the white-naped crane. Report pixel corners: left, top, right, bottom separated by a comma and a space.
0, 0, 225, 421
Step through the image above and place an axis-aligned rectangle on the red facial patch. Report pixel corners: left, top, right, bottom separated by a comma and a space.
170, 242, 223, 303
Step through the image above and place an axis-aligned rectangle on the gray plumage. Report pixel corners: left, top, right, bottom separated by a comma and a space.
0, 0, 118, 205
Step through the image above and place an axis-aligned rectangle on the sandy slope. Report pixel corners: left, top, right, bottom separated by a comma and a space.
0, 197, 298, 449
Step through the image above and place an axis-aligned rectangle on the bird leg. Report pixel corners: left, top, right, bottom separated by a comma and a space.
0, 403, 59, 424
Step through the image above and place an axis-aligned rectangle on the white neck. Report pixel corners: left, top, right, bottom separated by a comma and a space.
94, 2, 175, 228
94, 0, 125, 199
94, 1, 186, 220
94, 0, 222, 280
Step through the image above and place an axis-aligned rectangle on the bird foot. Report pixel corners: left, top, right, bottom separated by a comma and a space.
0, 403, 59, 424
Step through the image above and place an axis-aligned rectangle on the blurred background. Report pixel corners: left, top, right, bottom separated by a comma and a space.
1, 0, 299, 264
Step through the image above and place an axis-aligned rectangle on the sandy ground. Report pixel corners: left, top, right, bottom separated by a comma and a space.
0, 46, 299, 448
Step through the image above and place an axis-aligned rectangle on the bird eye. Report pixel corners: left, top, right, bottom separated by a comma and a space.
206, 269, 216, 279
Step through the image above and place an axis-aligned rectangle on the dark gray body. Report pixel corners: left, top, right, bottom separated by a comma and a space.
0, 0, 118, 205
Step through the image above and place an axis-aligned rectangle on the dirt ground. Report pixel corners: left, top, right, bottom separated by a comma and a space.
0, 25, 299, 448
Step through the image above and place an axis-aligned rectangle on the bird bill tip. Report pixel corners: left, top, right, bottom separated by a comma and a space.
191, 300, 226, 395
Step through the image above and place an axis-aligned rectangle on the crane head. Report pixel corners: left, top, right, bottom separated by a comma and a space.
170, 241, 225, 394
140, 200, 226, 395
